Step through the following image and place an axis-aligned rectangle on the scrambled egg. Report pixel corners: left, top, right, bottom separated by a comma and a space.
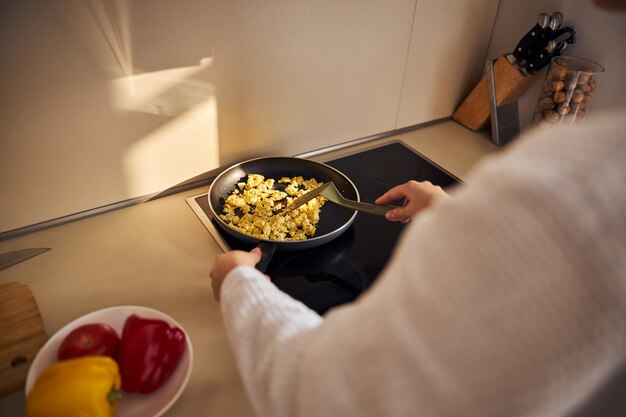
219, 174, 327, 241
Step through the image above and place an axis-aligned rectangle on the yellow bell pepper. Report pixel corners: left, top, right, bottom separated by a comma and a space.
26, 356, 122, 417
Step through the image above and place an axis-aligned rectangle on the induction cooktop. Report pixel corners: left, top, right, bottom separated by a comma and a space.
187, 141, 459, 315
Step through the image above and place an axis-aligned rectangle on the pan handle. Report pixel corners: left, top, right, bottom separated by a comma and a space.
255, 242, 276, 274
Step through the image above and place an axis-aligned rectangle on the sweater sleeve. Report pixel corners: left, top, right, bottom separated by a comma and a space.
220, 266, 324, 417
219, 111, 626, 417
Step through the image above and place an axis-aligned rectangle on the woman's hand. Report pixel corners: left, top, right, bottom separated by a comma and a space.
210, 247, 263, 301
375, 180, 448, 223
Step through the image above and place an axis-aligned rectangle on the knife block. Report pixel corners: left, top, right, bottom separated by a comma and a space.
452, 55, 541, 132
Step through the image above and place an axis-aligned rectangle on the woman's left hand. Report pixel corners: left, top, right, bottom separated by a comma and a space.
210, 247, 262, 301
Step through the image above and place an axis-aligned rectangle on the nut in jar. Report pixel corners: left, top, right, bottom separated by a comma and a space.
531, 56, 605, 127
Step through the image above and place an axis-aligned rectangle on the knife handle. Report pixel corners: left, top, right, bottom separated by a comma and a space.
526, 41, 559, 74
513, 24, 543, 61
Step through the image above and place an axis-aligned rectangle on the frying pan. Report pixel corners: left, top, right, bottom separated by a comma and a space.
208, 157, 360, 269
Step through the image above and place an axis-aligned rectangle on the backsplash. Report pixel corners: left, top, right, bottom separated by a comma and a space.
1, 0, 498, 233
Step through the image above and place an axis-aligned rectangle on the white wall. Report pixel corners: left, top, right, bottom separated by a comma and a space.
0, 0, 499, 233
398, 0, 499, 127
486, 0, 626, 129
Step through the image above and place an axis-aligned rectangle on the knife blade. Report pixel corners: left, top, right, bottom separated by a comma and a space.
0, 248, 51, 270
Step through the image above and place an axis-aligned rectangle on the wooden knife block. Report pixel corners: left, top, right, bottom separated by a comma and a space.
0, 282, 47, 398
453, 55, 541, 131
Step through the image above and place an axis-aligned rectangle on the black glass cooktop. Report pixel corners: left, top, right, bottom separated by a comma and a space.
191, 141, 458, 315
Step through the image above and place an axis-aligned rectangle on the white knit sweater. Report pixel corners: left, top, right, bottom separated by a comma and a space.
220, 109, 626, 417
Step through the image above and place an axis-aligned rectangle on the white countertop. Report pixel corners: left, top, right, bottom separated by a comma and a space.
0, 120, 497, 416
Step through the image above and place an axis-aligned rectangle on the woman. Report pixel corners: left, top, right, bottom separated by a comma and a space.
211, 103, 626, 416
212, 0, 626, 402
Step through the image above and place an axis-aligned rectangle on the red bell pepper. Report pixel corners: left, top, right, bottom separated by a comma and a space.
118, 314, 186, 394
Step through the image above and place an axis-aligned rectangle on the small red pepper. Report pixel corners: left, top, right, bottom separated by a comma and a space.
118, 314, 186, 394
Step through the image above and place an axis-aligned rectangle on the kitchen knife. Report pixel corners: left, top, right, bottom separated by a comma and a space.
528, 42, 568, 74
550, 41, 569, 64
0, 248, 51, 271
549, 11, 563, 33
525, 25, 574, 74
525, 40, 557, 73
512, 13, 551, 63
552, 26, 576, 46
519, 11, 564, 70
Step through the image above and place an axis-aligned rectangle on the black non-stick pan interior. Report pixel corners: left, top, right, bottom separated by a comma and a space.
209, 157, 359, 249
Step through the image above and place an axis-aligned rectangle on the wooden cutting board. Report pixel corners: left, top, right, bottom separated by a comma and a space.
0, 282, 47, 398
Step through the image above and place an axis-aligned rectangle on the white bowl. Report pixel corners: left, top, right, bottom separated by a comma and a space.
26, 306, 193, 417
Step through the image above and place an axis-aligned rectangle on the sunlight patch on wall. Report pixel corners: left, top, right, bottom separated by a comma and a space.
109, 58, 213, 116
122, 95, 220, 197
112, 58, 219, 196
